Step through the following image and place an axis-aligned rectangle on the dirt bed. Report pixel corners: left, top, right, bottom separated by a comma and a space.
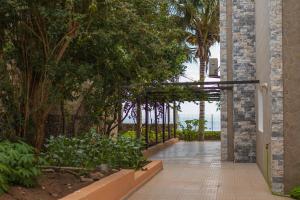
0, 170, 115, 200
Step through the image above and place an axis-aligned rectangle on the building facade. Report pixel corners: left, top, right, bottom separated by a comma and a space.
220, 0, 300, 194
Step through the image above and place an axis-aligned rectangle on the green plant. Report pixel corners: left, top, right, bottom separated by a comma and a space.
122, 131, 137, 139
122, 129, 168, 145
204, 131, 221, 140
113, 136, 146, 169
0, 140, 43, 194
178, 119, 206, 141
290, 186, 300, 199
44, 129, 147, 170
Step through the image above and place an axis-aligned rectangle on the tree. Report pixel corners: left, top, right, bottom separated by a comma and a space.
0, 0, 188, 149
67, 0, 188, 136
172, 0, 219, 140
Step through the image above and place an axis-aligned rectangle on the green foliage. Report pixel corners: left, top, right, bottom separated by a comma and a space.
177, 119, 221, 141
204, 131, 221, 140
43, 129, 146, 170
0, 140, 43, 194
290, 186, 300, 199
122, 130, 166, 145
177, 130, 198, 141
0, 0, 188, 148
122, 131, 137, 139
178, 119, 204, 141
177, 130, 220, 141
148, 130, 163, 144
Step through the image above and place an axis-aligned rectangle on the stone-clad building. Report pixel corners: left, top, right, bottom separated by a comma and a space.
220, 0, 300, 194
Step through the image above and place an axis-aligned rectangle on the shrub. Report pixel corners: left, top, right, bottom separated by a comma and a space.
122, 130, 136, 139
178, 130, 198, 141
113, 136, 146, 169
205, 131, 221, 140
44, 129, 146, 170
122, 130, 164, 145
290, 186, 300, 199
0, 140, 43, 194
178, 119, 206, 141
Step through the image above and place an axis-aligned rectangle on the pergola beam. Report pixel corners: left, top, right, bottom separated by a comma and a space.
161, 80, 259, 86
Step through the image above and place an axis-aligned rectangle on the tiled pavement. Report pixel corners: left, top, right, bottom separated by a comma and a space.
127, 141, 290, 200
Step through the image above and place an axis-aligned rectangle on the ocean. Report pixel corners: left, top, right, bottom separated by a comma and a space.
123, 113, 221, 131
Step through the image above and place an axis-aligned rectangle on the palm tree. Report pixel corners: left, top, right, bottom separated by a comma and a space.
172, 0, 219, 140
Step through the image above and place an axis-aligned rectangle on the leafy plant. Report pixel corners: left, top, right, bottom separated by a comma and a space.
113, 136, 146, 169
122, 130, 166, 145
178, 119, 206, 141
122, 131, 137, 139
43, 129, 146, 170
204, 131, 221, 140
0, 140, 43, 194
290, 186, 300, 199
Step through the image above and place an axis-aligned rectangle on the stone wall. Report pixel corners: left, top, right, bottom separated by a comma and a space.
220, 0, 228, 161
269, 0, 284, 194
221, 0, 288, 193
232, 0, 256, 162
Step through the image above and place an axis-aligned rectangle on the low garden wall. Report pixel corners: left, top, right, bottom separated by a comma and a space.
143, 138, 179, 158
60, 160, 163, 200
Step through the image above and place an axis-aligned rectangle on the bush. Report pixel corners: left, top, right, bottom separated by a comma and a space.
122, 130, 137, 139
205, 131, 221, 140
290, 186, 300, 199
177, 130, 221, 141
0, 140, 43, 194
44, 129, 146, 170
178, 119, 205, 141
122, 129, 164, 145
177, 130, 199, 141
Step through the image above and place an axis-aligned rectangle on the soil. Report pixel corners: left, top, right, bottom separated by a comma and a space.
0, 170, 115, 200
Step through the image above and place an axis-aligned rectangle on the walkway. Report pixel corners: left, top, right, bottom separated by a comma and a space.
127, 141, 289, 200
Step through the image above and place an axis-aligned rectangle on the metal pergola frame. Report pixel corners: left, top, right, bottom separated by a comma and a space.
134, 80, 259, 148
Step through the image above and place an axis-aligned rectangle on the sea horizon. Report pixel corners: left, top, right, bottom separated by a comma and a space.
123, 113, 221, 131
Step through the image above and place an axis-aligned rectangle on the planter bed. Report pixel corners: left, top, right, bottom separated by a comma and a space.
0, 161, 162, 200
0, 169, 116, 200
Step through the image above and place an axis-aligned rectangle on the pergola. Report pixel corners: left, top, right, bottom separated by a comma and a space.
132, 80, 259, 148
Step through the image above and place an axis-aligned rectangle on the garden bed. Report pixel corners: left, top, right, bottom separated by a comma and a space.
0, 160, 162, 200
0, 169, 116, 200
0, 133, 149, 200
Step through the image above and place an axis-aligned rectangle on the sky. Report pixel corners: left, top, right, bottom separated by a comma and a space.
178, 43, 220, 119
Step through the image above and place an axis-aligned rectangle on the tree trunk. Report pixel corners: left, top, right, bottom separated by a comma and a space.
199, 59, 205, 141
31, 82, 52, 151
33, 111, 48, 151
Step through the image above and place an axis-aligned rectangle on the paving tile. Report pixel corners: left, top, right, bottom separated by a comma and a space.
126, 142, 287, 200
